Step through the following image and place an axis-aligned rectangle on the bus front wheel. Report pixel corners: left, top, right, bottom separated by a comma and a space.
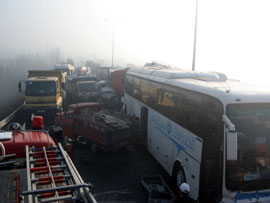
173, 163, 186, 189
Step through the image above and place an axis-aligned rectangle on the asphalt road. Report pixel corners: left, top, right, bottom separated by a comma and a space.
1, 108, 173, 203
72, 143, 171, 203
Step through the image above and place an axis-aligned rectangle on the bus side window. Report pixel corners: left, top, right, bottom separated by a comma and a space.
125, 75, 133, 95
140, 79, 150, 104
149, 81, 163, 108
176, 89, 202, 133
133, 77, 141, 100
159, 85, 179, 121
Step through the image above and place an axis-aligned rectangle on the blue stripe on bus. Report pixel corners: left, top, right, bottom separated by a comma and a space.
150, 111, 196, 154
150, 113, 185, 155
234, 191, 270, 202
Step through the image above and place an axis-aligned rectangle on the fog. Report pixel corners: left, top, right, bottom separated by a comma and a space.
0, 49, 60, 119
1, 0, 270, 117
0, 0, 269, 80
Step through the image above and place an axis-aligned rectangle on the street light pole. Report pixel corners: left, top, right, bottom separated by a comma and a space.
104, 18, 116, 68
192, 0, 199, 71
112, 23, 115, 68
105, 19, 125, 68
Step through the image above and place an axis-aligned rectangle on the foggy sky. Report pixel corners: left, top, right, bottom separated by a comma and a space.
1, 0, 270, 85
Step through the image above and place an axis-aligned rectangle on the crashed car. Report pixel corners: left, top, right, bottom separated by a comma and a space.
98, 86, 121, 109
76, 81, 100, 102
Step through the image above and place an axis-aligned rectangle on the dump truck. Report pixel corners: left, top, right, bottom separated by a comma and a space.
18, 70, 67, 119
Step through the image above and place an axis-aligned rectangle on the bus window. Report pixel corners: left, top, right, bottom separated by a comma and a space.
159, 85, 180, 121
149, 81, 163, 108
125, 75, 133, 95
132, 76, 141, 100
140, 79, 150, 104
175, 89, 202, 133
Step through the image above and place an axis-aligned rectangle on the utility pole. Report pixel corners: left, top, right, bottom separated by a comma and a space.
104, 19, 124, 68
104, 19, 116, 68
112, 23, 115, 68
192, 0, 199, 71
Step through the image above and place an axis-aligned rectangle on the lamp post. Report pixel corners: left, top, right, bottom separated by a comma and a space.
192, 0, 199, 71
104, 19, 115, 68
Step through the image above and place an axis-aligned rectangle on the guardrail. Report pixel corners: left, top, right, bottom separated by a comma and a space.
0, 105, 23, 129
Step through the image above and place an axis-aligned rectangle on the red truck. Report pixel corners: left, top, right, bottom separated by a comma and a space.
111, 68, 128, 96
0, 117, 56, 161
0, 116, 96, 203
0, 130, 56, 159
56, 102, 135, 152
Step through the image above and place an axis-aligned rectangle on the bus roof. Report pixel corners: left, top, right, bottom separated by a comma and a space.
127, 66, 270, 105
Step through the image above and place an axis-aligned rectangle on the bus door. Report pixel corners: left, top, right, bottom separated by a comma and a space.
141, 106, 148, 145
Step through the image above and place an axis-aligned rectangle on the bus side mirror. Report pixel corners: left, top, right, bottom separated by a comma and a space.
227, 131, 238, 161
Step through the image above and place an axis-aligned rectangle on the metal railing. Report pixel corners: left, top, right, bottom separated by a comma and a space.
22, 143, 97, 203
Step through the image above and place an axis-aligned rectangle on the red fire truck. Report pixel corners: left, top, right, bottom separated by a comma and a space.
0, 116, 96, 203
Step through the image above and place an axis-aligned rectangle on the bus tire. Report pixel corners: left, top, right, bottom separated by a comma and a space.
173, 162, 186, 189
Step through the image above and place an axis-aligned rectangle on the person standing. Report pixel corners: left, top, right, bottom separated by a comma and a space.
178, 183, 193, 203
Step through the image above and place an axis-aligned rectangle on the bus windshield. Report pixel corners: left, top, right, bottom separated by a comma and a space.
26, 81, 57, 96
226, 103, 270, 191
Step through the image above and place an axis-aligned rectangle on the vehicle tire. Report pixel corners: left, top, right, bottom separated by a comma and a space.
173, 163, 186, 189
90, 142, 99, 153
0, 142, 6, 162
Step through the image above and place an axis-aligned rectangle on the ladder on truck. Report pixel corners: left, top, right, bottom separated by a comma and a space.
22, 143, 97, 203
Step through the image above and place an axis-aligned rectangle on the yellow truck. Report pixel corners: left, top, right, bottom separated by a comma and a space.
18, 70, 66, 118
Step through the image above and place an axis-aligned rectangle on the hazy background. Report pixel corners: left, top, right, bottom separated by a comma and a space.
1, 0, 270, 83
1, 0, 270, 118
0, 49, 59, 119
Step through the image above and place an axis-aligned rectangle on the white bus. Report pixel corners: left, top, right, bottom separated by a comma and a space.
123, 65, 270, 202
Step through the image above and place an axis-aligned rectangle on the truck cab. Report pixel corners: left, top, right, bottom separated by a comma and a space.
76, 81, 100, 102
18, 70, 66, 119
24, 77, 62, 110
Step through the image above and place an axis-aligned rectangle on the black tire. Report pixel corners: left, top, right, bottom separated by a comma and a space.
173, 163, 186, 189
90, 142, 99, 153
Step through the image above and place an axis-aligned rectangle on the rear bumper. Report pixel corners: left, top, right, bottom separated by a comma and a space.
23, 104, 60, 110
22, 105, 60, 116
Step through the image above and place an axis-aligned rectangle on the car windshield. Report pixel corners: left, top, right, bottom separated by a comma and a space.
97, 81, 108, 89
26, 81, 57, 96
226, 103, 270, 191
78, 82, 97, 92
